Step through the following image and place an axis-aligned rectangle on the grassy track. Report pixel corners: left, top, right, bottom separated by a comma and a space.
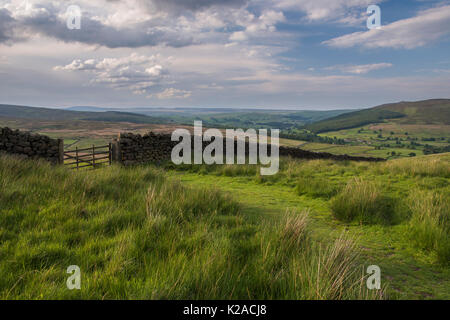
0, 153, 448, 299
167, 155, 450, 299
0, 154, 381, 300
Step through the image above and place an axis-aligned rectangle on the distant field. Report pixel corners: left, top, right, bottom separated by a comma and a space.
318, 122, 449, 159
0, 118, 193, 150
164, 109, 353, 130
297, 142, 416, 159
1, 117, 445, 159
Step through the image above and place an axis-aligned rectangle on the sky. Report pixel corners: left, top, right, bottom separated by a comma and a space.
0, 0, 450, 110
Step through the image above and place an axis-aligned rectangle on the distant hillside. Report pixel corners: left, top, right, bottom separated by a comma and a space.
373, 99, 450, 125
66, 106, 110, 112
305, 99, 450, 133
168, 109, 353, 130
0, 104, 164, 124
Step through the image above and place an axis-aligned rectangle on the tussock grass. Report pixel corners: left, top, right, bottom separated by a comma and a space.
296, 176, 340, 199
375, 155, 450, 178
330, 178, 396, 225
407, 190, 450, 265
279, 209, 310, 255
0, 154, 379, 299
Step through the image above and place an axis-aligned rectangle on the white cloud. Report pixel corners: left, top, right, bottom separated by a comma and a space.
324, 5, 450, 49
149, 88, 192, 99
325, 63, 392, 74
145, 65, 163, 76
228, 10, 285, 42
54, 53, 170, 95
432, 69, 450, 74
274, 0, 381, 23
229, 31, 248, 41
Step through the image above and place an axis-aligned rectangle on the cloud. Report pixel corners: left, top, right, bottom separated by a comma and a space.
228, 9, 285, 44
0, 1, 290, 48
1, 1, 449, 108
149, 87, 192, 99
0, 2, 195, 47
229, 31, 248, 42
432, 69, 450, 74
0, 1, 196, 47
148, 0, 248, 13
323, 5, 450, 49
274, 0, 381, 23
54, 53, 170, 95
325, 63, 392, 74
0, 8, 20, 44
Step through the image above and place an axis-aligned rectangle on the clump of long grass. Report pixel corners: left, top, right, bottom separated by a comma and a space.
280, 209, 310, 251
374, 155, 450, 178
256, 210, 384, 300
296, 176, 340, 198
145, 181, 240, 222
293, 235, 377, 300
407, 189, 450, 265
330, 178, 396, 225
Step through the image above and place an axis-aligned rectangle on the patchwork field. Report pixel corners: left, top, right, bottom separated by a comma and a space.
318, 122, 450, 159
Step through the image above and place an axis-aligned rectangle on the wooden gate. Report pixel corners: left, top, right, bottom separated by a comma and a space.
64, 144, 112, 169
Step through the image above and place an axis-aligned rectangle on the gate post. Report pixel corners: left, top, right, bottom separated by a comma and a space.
111, 133, 122, 164
58, 139, 64, 165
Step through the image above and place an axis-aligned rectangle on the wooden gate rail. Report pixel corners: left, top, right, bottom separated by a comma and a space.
63, 143, 112, 170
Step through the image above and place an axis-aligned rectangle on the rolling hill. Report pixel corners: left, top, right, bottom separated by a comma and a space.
305, 99, 450, 133
170, 109, 354, 130
0, 104, 165, 124
66, 106, 110, 112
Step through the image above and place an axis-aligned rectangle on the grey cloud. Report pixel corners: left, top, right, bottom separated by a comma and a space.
35, 19, 194, 48
104, 0, 249, 14
0, 2, 196, 48
17, 6, 195, 48
0, 1, 272, 48
0, 9, 19, 44
150, 0, 248, 12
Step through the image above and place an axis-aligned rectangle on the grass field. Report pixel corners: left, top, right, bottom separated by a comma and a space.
0, 153, 448, 299
0, 154, 386, 299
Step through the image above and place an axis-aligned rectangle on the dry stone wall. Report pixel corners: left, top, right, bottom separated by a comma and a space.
115, 132, 385, 165
115, 132, 177, 165
0, 127, 63, 164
